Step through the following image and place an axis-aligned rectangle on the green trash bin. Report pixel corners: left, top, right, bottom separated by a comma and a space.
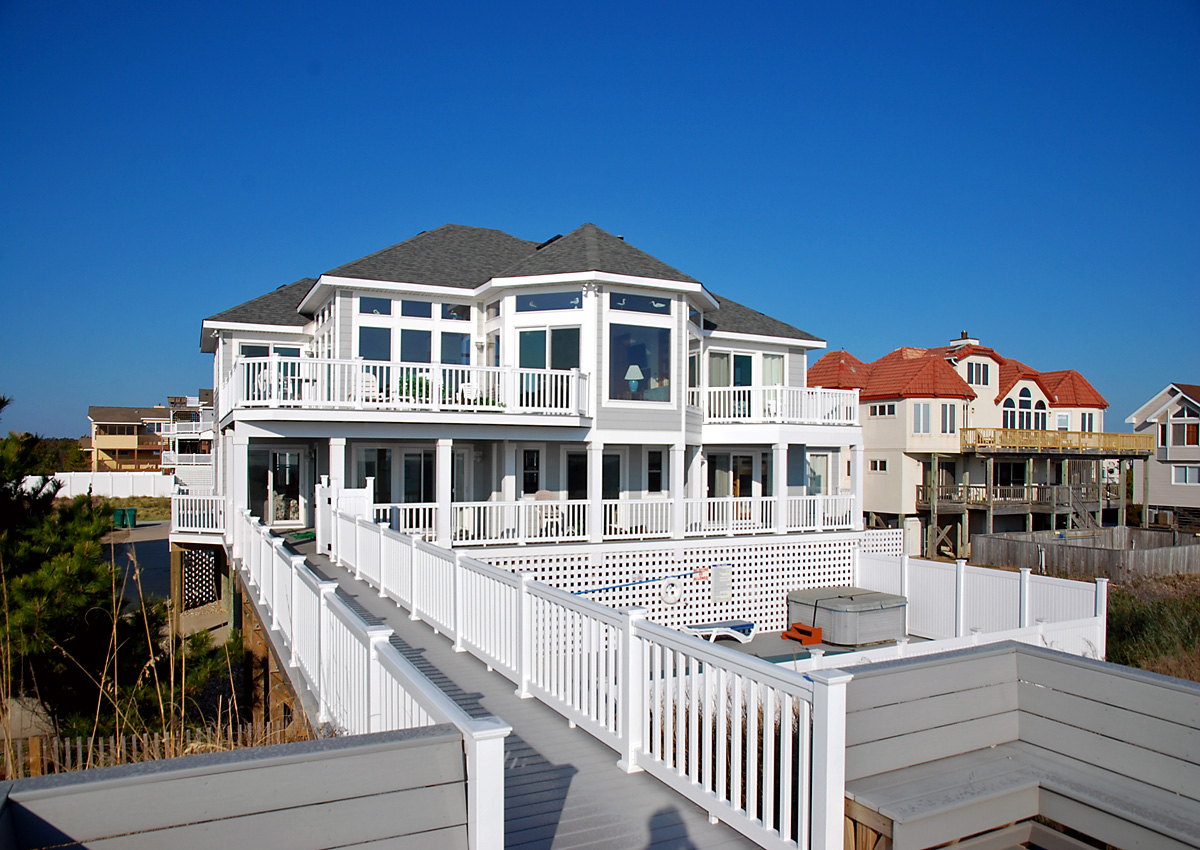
113, 509, 124, 528
125, 507, 137, 528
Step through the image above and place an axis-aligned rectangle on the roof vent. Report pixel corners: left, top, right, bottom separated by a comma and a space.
617, 235, 624, 241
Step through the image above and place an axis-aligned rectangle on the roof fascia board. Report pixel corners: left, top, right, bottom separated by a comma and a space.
202, 320, 313, 336
704, 329, 826, 349
301, 275, 476, 312
480, 271, 712, 299
1127, 385, 1193, 424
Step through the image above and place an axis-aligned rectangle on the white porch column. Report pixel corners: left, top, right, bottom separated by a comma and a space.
773, 442, 788, 534
797, 444, 808, 496
588, 442, 604, 543
232, 433, 250, 515
670, 444, 686, 539
851, 443, 865, 530
501, 441, 517, 502
436, 438, 453, 547
687, 446, 702, 498
329, 437, 347, 490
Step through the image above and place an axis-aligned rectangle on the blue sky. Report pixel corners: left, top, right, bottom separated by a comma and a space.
2, 1, 1197, 437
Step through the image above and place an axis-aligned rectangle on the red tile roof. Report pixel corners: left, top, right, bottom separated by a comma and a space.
808, 350, 870, 390
808, 342, 1107, 409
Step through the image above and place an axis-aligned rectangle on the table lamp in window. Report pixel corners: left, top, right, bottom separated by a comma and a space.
625, 364, 644, 393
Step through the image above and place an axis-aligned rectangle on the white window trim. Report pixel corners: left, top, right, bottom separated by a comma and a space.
604, 304, 677, 408
519, 442, 547, 498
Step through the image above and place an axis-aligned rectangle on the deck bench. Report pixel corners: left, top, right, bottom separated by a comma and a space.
842, 643, 1200, 850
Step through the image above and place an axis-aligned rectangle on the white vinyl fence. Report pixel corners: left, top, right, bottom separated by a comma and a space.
323, 505, 851, 850
231, 509, 510, 850
33, 471, 177, 498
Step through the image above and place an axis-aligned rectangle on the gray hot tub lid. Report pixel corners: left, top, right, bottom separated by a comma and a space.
786, 587, 907, 613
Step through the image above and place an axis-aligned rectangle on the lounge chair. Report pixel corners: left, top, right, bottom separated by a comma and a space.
683, 620, 757, 643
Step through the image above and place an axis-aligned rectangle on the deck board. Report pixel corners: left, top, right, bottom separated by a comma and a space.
298, 545, 760, 850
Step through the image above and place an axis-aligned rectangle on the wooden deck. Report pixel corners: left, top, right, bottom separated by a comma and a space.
297, 542, 760, 850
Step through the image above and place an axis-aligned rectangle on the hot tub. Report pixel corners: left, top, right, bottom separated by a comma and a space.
786, 587, 907, 646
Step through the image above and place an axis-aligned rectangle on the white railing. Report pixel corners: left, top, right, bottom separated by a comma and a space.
373, 503, 438, 540
170, 494, 225, 533
232, 510, 510, 850
603, 498, 672, 539
324, 507, 850, 850
705, 386, 858, 426
161, 451, 212, 466
159, 418, 213, 437
855, 552, 1107, 655
450, 500, 589, 546
685, 497, 776, 536
229, 356, 589, 416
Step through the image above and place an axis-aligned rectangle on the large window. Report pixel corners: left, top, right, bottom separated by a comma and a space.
359, 327, 391, 361
966, 362, 989, 385
400, 329, 431, 363
763, 353, 784, 386
516, 291, 582, 312
1003, 399, 1016, 428
400, 300, 433, 318
441, 303, 470, 321
610, 292, 670, 314
913, 403, 930, 434
520, 327, 580, 371
1018, 388, 1032, 429
1172, 404, 1200, 445
1034, 400, 1047, 430
440, 332, 470, 365
610, 324, 671, 401
360, 297, 391, 316
941, 403, 956, 434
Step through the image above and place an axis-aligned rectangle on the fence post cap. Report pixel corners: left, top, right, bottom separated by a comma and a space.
463, 715, 513, 740
806, 668, 853, 687
623, 606, 649, 620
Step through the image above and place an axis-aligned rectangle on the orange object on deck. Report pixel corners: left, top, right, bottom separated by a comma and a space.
781, 622, 823, 645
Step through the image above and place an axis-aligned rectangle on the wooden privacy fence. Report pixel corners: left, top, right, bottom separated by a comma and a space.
971, 527, 1200, 581
1, 721, 304, 779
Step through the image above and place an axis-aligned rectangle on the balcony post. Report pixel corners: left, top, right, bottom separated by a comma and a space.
809, 668, 852, 850
955, 558, 967, 637
617, 607, 647, 774
773, 442, 787, 535
851, 444, 864, 531
329, 437, 346, 489
436, 438, 453, 547
588, 442, 604, 543
514, 572, 533, 699
671, 444, 686, 539
1019, 567, 1031, 628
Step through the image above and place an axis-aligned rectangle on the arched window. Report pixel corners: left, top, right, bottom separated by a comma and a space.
1003, 398, 1016, 429
1018, 388, 1032, 429
1034, 400, 1047, 430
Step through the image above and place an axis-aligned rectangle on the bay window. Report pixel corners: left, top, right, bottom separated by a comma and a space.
610, 324, 671, 401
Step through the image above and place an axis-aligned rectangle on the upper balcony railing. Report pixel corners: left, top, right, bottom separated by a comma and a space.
916, 483, 1102, 507
703, 386, 859, 426
161, 451, 213, 466
962, 427, 1153, 455
160, 418, 214, 437
222, 357, 589, 418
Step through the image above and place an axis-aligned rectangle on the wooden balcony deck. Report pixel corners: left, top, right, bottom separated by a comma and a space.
294, 540, 759, 850
961, 428, 1153, 455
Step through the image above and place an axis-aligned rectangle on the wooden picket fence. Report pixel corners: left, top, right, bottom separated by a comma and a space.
1, 721, 311, 779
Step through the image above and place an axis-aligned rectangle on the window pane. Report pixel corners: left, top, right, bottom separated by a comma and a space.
708, 454, 730, 497
610, 324, 671, 401
602, 454, 621, 499
733, 354, 753, 387
648, 450, 663, 492
610, 292, 670, 314
399, 329, 431, 363
709, 352, 730, 387
401, 300, 432, 318
516, 291, 582, 312
360, 297, 391, 315
241, 344, 269, 358
523, 449, 540, 495
441, 332, 470, 365
274, 347, 301, 358
519, 330, 546, 369
486, 301, 500, 320
763, 354, 784, 386
359, 327, 391, 361
442, 303, 470, 321
550, 327, 580, 370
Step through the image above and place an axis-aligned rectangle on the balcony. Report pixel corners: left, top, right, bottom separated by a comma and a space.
916, 483, 1102, 508
221, 357, 588, 418
161, 451, 212, 466
160, 418, 213, 437
700, 386, 859, 426
961, 427, 1153, 455
369, 494, 856, 546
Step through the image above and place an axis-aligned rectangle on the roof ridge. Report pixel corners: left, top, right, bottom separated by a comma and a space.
583, 223, 600, 269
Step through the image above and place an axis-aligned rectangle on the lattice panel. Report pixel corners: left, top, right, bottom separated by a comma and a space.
182, 548, 218, 609
862, 528, 904, 558
476, 534, 858, 632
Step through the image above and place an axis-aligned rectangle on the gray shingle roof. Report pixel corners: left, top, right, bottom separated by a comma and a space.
496, 223, 699, 283
705, 294, 822, 343
88, 406, 168, 423
327, 225, 540, 288
206, 278, 316, 326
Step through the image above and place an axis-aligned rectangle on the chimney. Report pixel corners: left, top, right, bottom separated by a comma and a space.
949, 330, 979, 349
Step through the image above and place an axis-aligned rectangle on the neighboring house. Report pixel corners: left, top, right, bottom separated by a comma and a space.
85, 405, 171, 471
187, 222, 863, 547
161, 390, 216, 490
1127, 382, 1200, 532
809, 333, 1152, 557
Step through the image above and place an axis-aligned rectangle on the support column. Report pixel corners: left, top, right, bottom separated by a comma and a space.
436, 438, 453, 547
233, 434, 250, 515
1118, 458, 1128, 527
501, 441, 516, 502
986, 456, 994, 534
1141, 455, 1150, 528
962, 465, 971, 557
587, 442, 604, 543
670, 444, 686, 539
773, 443, 788, 534
1025, 457, 1034, 532
850, 444, 864, 531
928, 453, 939, 559
328, 437, 346, 490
